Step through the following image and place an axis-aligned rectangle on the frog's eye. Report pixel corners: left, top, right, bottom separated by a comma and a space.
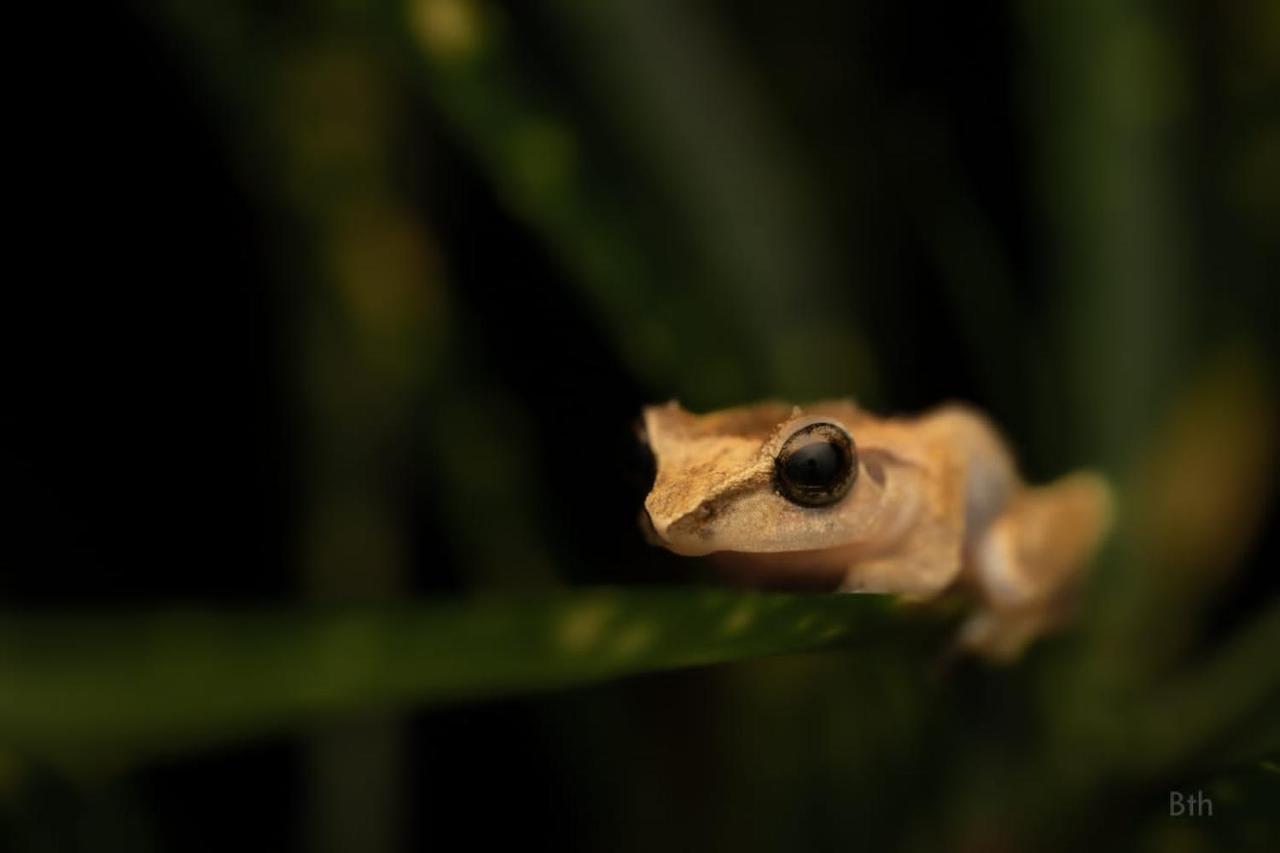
775, 421, 858, 507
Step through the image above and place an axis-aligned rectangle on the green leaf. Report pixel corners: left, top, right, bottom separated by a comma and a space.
0, 588, 912, 761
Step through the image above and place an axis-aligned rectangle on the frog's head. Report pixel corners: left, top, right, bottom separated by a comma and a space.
639, 399, 880, 557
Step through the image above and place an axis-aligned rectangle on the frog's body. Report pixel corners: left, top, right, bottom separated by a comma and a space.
640, 399, 1113, 661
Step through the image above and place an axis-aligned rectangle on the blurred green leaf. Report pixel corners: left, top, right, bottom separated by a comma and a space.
407, 0, 873, 405
542, 0, 873, 401
0, 589, 912, 761
1128, 601, 1280, 778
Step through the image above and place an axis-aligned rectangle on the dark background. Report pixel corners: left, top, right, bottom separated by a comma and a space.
6, 1, 1278, 851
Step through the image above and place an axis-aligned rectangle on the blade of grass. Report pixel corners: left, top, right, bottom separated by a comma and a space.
0, 589, 913, 762
1017, 0, 1194, 714
406, 0, 757, 403
406, 0, 874, 405
542, 0, 873, 401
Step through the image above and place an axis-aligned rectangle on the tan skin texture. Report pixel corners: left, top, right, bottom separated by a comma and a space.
641, 399, 1113, 661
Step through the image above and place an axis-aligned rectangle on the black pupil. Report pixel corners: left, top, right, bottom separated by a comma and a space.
775, 422, 856, 507
784, 441, 843, 487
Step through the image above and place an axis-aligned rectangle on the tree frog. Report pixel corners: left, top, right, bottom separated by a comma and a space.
639, 399, 1113, 661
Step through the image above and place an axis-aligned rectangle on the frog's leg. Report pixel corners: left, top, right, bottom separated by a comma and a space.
839, 408, 1011, 600
837, 472, 971, 599
840, 406, 1019, 600
837, 528, 964, 599
961, 471, 1114, 661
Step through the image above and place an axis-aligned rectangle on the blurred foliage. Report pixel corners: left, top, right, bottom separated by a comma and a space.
5, 0, 1280, 851
0, 590, 905, 760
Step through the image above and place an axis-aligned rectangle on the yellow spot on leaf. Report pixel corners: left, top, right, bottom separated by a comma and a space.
721, 603, 756, 635
556, 600, 615, 654
611, 623, 656, 658
409, 0, 483, 61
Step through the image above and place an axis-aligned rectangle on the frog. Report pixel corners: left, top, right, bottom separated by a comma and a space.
639, 399, 1114, 661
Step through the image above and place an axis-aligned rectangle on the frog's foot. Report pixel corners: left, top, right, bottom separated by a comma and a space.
962, 471, 1114, 661
955, 606, 1062, 663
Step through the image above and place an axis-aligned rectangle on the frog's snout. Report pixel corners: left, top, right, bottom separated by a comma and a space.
638, 507, 664, 547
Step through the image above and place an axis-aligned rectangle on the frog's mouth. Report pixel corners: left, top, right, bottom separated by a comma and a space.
641, 508, 850, 589
706, 550, 847, 591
